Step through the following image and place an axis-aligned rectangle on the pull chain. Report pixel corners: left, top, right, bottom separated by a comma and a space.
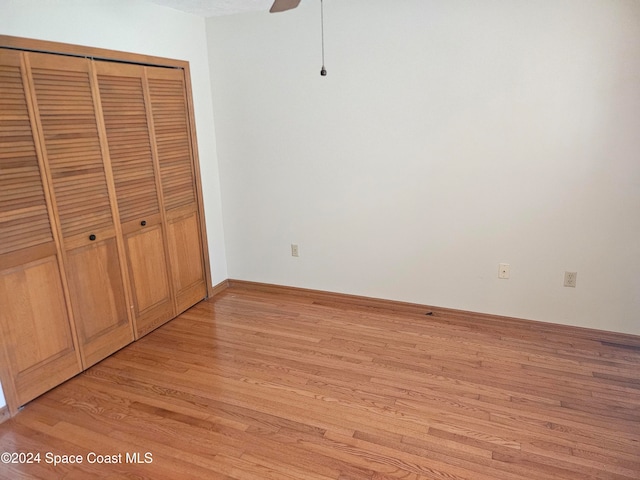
320, 0, 327, 76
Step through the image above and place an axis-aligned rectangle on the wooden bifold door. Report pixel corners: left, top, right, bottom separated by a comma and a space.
0, 49, 82, 407
95, 61, 176, 338
0, 37, 211, 415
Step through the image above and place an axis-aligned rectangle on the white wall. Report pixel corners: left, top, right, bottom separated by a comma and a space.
207, 0, 640, 335
0, 0, 230, 409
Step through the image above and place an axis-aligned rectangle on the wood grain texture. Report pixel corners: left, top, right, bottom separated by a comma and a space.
24, 51, 136, 371
64, 238, 132, 368
0, 256, 81, 407
0, 285, 638, 479
146, 67, 196, 212
0, 52, 53, 256
125, 224, 174, 337
94, 60, 175, 339
0, 49, 83, 413
1, 41, 211, 416
166, 208, 206, 313
27, 53, 114, 240
146, 66, 207, 314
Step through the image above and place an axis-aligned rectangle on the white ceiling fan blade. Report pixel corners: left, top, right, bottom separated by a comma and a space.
270, 0, 301, 13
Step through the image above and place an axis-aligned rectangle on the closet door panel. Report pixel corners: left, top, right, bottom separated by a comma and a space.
1, 259, 70, 373
26, 52, 133, 364
122, 220, 173, 337
65, 238, 130, 367
146, 67, 206, 313
0, 256, 80, 405
167, 207, 206, 313
95, 61, 174, 337
0, 49, 81, 408
126, 224, 170, 310
125, 222, 174, 336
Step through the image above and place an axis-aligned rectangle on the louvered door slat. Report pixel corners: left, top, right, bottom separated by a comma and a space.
0, 189, 45, 203
61, 215, 113, 236
0, 141, 39, 155
97, 71, 159, 222
0, 167, 40, 182
28, 55, 114, 239
54, 172, 109, 191
146, 71, 196, 211
0, 124, 36, 135
0, 55, 53, 255
2, 223, 52, 242
110, 164, 154, 176
0, 194, 46, 214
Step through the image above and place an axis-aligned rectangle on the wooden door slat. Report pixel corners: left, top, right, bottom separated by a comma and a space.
96, 70, 160, 223
0, 57, 53, 255
30, 62, 114, 238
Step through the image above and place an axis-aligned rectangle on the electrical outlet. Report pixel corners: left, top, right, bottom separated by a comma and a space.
291, 244, 299, 257
564, 271, 577, 288
498, 263, 510, 279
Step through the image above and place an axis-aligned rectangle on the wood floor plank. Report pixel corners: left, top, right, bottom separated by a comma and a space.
1, 285, 639, 479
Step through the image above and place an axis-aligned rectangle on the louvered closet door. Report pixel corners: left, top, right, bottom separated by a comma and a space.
26, 52, 133, 368
146, 67, 206, 314
0, 50, 82, 408
95, 61, 174, 338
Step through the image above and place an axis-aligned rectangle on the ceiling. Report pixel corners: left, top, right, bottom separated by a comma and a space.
149, 0, 275, 17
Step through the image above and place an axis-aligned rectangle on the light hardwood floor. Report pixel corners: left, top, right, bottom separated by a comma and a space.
1, 284, 639, 479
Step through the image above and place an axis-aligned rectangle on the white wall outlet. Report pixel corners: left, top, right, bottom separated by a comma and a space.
498, 263, 510, 279
291, 244, 299, 257
564, 271, 577, 287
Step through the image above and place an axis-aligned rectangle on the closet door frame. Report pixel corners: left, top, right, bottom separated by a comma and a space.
0, 35, 213, 417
